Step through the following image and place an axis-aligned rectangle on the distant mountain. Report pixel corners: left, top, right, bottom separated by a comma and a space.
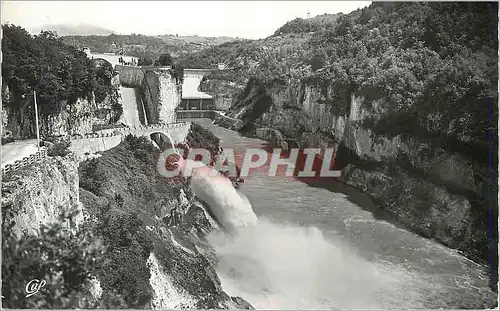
29, 24, 115, 36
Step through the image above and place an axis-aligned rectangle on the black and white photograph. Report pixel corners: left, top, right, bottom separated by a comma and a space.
1, 1, 498, 309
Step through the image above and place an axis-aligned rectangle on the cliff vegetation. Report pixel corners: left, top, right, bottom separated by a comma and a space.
1, 24, 120, 137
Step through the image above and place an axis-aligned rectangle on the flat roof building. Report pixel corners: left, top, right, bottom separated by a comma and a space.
180, 69, 215, 110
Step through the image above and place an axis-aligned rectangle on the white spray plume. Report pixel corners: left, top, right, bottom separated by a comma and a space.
178, 158, 258, 232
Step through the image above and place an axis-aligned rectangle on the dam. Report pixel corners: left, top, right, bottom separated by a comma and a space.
113, 65, 220, 128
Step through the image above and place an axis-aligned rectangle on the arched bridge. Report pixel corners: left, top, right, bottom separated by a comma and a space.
1, 122, 192, 175
70, 122, 190, 159
87, 52, 139, 68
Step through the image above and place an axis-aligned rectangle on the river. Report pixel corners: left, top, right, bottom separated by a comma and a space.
189, 119, 496, 309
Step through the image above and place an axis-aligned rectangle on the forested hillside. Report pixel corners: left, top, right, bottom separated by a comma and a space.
1, 24, 119, 137
2, 26, 113, 115
186, 2, 498, 153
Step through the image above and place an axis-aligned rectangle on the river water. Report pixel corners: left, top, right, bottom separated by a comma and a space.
190, 119, 496, 309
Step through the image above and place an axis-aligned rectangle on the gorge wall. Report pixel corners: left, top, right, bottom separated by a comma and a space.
76, 135, 253, 308
199, 70, 247, 111
2, 75, 121, 138
1, 84, 96, 138
221, 77, 498, 276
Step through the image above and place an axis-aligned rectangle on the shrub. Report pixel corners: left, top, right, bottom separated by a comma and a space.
47, 140, 71, 157
111, 101, 123, 121
154, 53, 173, 67
1, 136, 15, 145
137, 57, 153, 66
2, 208, 105, 308
186, 123, 221, 163
79, 158, 107, 194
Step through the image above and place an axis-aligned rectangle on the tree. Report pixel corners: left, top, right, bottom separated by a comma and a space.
1, 24, 117, 136
154, 53, 173, 67
2, 209, 105, 308
137, 57, 153, 66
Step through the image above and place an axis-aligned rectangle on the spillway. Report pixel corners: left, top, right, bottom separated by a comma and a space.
120, 87, 148, 126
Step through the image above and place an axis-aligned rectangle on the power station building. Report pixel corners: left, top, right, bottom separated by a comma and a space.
180, 69, 215, 110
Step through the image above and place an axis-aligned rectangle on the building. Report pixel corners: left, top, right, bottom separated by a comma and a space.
179, 69, 215, 110
180, 97, 215, 110
82, 47, 91, 55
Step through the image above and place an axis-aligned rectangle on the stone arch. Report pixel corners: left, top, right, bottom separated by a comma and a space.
149, 131, 178, 154
90, 57, 115, 69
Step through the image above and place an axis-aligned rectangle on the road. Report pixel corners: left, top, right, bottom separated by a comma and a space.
1, 139, 39, 168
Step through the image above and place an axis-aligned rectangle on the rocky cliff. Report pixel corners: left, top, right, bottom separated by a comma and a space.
1, 155, 84, 237
199, 70, 247, 111
222, 78, 498, 282
1, 79, 121, 138
77, 134, 252, 308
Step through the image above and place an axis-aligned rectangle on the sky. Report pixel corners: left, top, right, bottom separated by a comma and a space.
2, 1, 371, 39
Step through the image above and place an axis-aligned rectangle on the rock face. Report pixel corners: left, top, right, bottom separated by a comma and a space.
1, 135, 253, 309
224, 78, 498, 273
199, 71, 247, 111
142, 68, 182, 124
1, 83, 45, 138
42, 96, 95, 136
1, 156, 84, 237
93, 74, 122, 128
1, 83, 121, 138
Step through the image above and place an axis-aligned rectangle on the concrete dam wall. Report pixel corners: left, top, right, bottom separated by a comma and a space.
116, 65, 144, 87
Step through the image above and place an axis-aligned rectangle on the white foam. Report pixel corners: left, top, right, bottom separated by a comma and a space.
207, 218, 426, 309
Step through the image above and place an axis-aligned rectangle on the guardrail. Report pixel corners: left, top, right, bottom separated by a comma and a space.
1, 122, 190, 176
2, 122, 188, 174
2, 148, 47, 176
